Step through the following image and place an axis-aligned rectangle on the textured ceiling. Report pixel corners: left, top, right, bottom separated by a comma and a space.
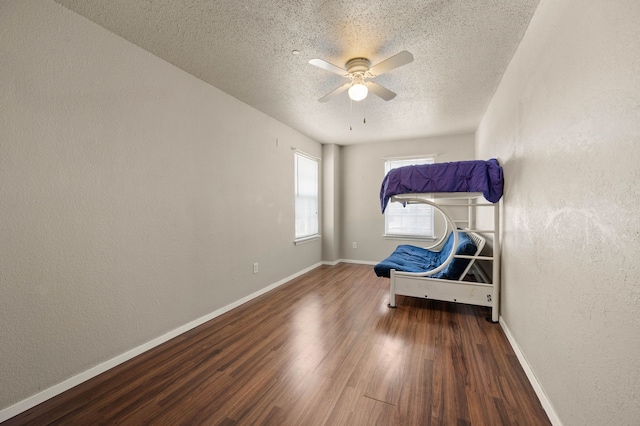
53, 0, 540, 145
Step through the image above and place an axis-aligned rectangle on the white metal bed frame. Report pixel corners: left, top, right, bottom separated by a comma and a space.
387, 193, 501, 322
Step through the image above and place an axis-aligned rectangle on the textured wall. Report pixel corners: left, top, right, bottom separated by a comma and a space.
0, 0, 321, 412
340, 134, 475, 262
477, 0, 640, 424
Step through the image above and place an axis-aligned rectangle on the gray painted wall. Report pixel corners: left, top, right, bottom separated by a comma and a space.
477, 0, 640, 424
1, 0, 321, 412
322, 144, 341, 263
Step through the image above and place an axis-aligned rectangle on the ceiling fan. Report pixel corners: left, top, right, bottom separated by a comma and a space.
309, 50, 414, 103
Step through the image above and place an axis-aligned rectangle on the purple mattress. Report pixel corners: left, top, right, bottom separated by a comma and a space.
380, 159, 503, 213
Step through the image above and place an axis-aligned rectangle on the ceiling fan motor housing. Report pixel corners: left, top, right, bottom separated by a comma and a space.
345, 58, 372, 74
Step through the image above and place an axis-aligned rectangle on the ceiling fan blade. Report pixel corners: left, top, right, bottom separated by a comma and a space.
367, 81, 397, 101
309, 58, 348, 76
369, 50, 414, 76
318, 83, 351, 102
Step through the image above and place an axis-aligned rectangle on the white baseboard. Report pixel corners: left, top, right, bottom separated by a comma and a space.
0, 262, 324, 423
339, 259, 378, 265
499, 317, 562, 426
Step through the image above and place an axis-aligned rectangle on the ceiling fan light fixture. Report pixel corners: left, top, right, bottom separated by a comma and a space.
348, 82, 368, 101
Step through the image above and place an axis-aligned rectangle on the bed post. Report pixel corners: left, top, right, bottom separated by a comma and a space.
491, 200, 501, 323
388, 269, 397, 308
468, 196, 476, 230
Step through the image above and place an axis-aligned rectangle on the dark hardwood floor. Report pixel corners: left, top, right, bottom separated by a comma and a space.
4, 263, 550, 425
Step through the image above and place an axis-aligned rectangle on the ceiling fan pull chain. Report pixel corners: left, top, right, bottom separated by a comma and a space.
364, 100, 367, 124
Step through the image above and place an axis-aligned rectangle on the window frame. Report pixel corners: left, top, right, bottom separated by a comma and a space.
383, 156, 435, 240
294, 151, 320, 244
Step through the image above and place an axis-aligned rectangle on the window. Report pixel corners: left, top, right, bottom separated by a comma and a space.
384, 157, 435, 238
294, 152, 319, 241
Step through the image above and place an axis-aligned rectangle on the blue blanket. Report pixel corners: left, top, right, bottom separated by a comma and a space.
373, 231, 477, 280
380, 159, 503, 213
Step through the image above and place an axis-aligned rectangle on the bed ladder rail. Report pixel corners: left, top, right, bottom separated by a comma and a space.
456, 230, 486, 281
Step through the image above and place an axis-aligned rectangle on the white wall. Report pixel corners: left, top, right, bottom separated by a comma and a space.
0, 0, 321, 414
477, 0, 640, 424
340, 134, 475, 262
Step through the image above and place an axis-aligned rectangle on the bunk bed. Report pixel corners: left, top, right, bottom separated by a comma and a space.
375, 159, 503, 322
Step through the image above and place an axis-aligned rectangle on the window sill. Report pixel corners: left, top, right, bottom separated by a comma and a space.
294, 235, 321, 245
383, 234, 436, 242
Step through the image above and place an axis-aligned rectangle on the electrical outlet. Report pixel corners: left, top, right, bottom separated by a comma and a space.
253, 263, 259, 274
352, 242, 357, 249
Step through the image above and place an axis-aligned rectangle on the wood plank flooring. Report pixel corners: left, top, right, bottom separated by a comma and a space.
4, 263, 550, 425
